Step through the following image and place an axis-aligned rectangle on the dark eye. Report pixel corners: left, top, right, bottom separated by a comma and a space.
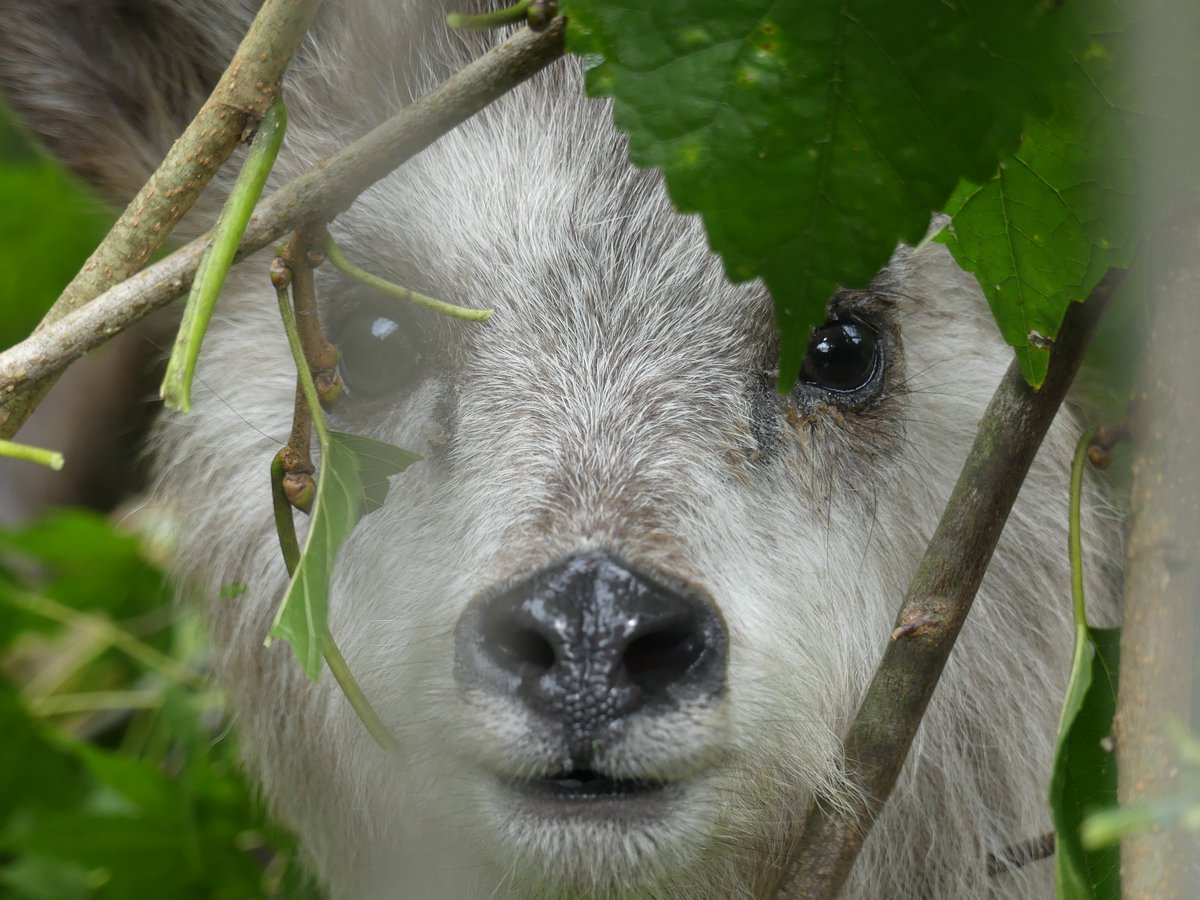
336, 307, 424, 398
799, 320, 879, 393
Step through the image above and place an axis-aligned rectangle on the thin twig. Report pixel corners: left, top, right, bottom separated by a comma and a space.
0, 20, 566, 410
774, 268, 1126, 898
0, 438, 64, 470
272, 276, 399, 752
272, 224, 337, 512
0, 0, 323, 438
986, 832, 1056, 877
29, 690, 168, 716
283, 226, 333, 370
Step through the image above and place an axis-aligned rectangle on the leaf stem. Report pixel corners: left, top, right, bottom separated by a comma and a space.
447, 0, 531, 31
276, 285, 330, 447
0, 438, 64, 470
1069, 427, 1096, 632
1082, 796, 1196, 849
323, 628, 399, 753
324, 235, 492, 321
270, 452, 303, 575
161, 98, 288, 413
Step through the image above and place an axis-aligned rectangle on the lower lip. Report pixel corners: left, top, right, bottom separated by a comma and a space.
497, 774, 676, 822
515, 774, 668, 802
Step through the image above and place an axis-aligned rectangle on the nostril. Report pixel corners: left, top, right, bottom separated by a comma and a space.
456, 551, 728, 720
489, 622, 557, 676
623, 623, 705, 691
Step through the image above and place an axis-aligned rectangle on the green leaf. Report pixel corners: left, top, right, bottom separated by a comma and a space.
1050, 627, 1121, 899
67, 741, 181, 821
0, 687, 86, 829
267, 431, 419, 680
564, 0, 1057, 385
0, 107, 109, 353
941, 0, 1200, 385
7, 813, 199, 897
0, 855, 95, 900
0, 511, 170, 620
334, 431, 422, 514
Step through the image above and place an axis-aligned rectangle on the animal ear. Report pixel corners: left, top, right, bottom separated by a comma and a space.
0, 0, 255, 199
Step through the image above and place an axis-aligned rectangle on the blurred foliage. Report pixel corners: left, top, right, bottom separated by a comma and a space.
1, 106, 325, 898
0, 511, 323, 900
0, 105, 110, 352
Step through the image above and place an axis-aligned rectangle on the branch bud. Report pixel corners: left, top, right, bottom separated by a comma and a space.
316, 368, 344, 408
283, 471, 316, 513
269, 256, 292, 290
529, 1, 557, 30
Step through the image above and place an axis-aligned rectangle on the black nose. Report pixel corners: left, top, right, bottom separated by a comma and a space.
455, 550, 726, 745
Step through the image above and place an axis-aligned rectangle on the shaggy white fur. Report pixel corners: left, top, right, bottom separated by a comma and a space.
0, 2, 1121, 897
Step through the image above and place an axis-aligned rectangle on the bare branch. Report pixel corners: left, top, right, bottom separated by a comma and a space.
773, 267, 1127, 899
0, 21, 566, 410
0, 0, 324, 438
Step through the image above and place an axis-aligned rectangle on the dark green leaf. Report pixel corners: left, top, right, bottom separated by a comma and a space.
941, 0, 1200, 385
1050, 626, 1121, 899
0, 856, 95, 900
0, 110, 109, 352
0, 511, 170, 619
564, 0, 1057, 385
0, 686, 86, 829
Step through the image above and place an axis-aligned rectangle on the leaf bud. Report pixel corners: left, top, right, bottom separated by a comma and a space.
283, 471, 316, 513
529, 0, 557, 30
316, 369, 344, 409
269, 256, 292, 291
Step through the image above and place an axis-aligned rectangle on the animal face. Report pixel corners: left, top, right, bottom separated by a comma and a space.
1, 3, 1119, 897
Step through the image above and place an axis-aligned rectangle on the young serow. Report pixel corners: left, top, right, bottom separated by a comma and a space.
0, 1, 1120, 897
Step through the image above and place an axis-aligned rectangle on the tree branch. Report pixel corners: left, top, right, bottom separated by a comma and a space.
774, 267, 1127, 899
0, 0, 324, 438
1115, 214, 1200, 900
0, 20, 566, 411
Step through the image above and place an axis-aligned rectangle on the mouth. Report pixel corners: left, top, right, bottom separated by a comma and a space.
512, 769, 668, 802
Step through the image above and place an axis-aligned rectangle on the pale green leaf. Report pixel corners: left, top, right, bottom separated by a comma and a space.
268, 431, 419, 680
